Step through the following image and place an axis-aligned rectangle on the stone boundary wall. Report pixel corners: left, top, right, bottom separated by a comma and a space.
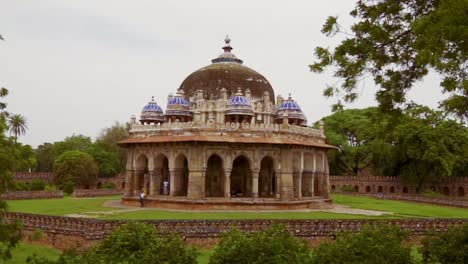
14, 172, 53, 183
3, 212, 467, 249
0, 191, 63, 200
330, 175, 468, 198
339, 192, 468, 208
73, 189, 124, 197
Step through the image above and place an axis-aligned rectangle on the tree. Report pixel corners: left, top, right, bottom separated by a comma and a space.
209, 224, 313, 264
8, 114, 28, 143
321, 107, 391, 175
421, 224, 468, 264
0, 87, 8, 118
389, 105, 468, 185
52, 135, 93, 160
27, 222, 198, 264
87, 144, 120, 177
53, 150, 98, 189
312, 224, 413, 264
0, 118, 23, 261
35, 143, 54, 172
96, 122, 129, 173
311, 0, 468, 121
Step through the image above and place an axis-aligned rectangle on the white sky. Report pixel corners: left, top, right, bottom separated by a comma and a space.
1, 0, 444, 147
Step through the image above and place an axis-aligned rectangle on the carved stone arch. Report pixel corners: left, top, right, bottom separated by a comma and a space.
205, 150, 226, 169
232, 151, 254, 169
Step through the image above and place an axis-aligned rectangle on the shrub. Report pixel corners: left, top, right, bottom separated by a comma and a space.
12, 181, 29, 191
53, 150, 98, 188
209, 224, 313, 264
102, 183, 115, 189
312, 224, 413, 264
29, 179, 46, 191
27, 222, 198, 264
421, 224, 468, 264
340, 185, 355, 192
62, 181, 74, 195
30, 228, 43, 241
44, 185, 56, 192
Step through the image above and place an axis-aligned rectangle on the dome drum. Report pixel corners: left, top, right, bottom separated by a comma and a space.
140, 98, 166, 125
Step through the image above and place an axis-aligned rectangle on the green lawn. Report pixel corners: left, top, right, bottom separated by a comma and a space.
333, 194, 468, 218
7, 243, 61, 264
99, 210, 378, 220
6, 194, 468, 219
6, 196, 120, 216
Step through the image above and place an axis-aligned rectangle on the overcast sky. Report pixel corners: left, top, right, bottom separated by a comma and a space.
1, 0, 444, 147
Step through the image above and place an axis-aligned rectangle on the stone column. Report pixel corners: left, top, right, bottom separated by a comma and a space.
169, 169, 176, 196
187, 146, 205, 200
148, 158, 155, 196
224, 169, 231, 198
279, 149, 294, 200
124, 170, 134, 197
298, 152, 304, 198
152, 170, 161, 196
252, 171, 259, 198
134, 171, 140, 195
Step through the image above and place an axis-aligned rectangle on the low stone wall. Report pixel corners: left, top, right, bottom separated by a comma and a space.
338, 192, 468, 208
330, 175, 468, 198
3, 212, 466, 250
0, 191, 63, 200
73, 189, 124, 197
14, 172, 54, 182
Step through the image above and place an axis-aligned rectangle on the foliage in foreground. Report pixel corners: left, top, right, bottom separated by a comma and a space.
27, 222, 198, 264
421, 224, 468, 264
312, 224, 413, 264
209, 224, 313, 264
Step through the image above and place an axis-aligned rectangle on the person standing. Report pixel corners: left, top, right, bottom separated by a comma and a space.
163, 180, 169, 195
139, 189, 145, 207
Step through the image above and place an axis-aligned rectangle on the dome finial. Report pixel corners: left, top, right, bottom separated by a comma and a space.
225, 35, 231, 45
151, 96, 155, 101
288, 93, 292, 99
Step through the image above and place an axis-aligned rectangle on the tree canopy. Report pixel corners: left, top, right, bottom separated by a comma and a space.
321, 106, 468, 185
311, 0, 468, 121
53, 150, 98, 188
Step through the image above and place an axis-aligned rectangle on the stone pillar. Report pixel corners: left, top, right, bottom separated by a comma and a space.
275, 171, 281, 198
279, 149, 294, 200
298, 152, 304, 198
252, 171, 259, 198
169, 169, 175, 196
124, 170, 134, 197
323, 151, 331, 198
152, 170, 162, 196
224, 169, 231, 198
148, 158, 155, 196
187, 146, 205, 200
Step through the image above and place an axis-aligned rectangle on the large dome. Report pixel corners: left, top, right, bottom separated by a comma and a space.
179, 36, 275, 102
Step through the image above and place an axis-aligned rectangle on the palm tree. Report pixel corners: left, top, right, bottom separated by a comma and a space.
0, 87, 8, 118
8, 114, 27, 143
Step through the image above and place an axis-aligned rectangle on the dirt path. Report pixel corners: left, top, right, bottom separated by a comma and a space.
64, 199, 391, 218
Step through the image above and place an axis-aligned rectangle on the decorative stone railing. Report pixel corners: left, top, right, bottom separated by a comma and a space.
130, 122, 324, 138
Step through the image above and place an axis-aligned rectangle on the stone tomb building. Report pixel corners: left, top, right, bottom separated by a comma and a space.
119, 37, 334, 210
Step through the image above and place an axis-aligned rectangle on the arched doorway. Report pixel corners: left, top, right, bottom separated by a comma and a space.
378, 186, 383, 193
135, 154, 149, 192
354, 185, 359, 192
231, 156, 252, 197
365, 186, 371, 193
154, 154, 170, 195
174, 154, 189, 196
403, 187, 408, 193
390, 186, 395, 193
457, 187, 465, 197
442, 186, 450, 196
97, 182, 102, 189
205, 155, 224, 197
259, 156, 275, 198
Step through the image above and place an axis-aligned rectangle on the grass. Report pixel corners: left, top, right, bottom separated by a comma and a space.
99, 210, 379, 220
6, 243, 61, 264
6, 194, 468, 219
333, 194, 468, 218
6, 196, 120, 216
197, 249, 213, 264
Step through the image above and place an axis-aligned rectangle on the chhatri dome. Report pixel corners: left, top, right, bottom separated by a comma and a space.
179, 36, 275, 102
122, 36, 334, 211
